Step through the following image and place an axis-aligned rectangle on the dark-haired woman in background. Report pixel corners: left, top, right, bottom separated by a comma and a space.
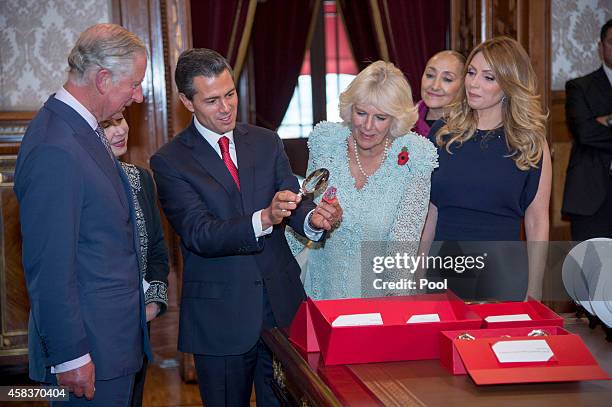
101, 113, 169, 407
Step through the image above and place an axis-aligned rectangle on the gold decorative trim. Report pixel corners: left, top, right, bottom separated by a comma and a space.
300, 0, 323, 68
272, 356, 286, 389
0, 155, 17, 186
335, 2, 360, 67
369, 0, 389, 61
226, 0, 243, 64
0, 347, 28, 357
234, 0, 257, 80
379, 0, 396, 62
2, 330, 28, 336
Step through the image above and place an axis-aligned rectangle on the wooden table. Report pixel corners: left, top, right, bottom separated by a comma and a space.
262, 315, 612, 406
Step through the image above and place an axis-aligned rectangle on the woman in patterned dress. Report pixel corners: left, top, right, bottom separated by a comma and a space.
100, 113, 169, 407
287, 61, 438, 300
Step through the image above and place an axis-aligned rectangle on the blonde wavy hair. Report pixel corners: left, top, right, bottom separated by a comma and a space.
339, 61, 418, 137
435, 36, 547, 170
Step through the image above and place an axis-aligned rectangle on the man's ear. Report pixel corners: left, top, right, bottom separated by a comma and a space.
178, 93, 195, 113
95, 69, 113, 95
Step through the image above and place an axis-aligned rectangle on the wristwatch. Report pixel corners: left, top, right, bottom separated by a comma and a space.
607, 115, 612, 127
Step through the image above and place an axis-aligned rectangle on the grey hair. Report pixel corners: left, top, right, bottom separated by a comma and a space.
67, 23, 147, 85
175, 48, 234, 100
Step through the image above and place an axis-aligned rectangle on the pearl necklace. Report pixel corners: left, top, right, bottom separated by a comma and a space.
352, 135, 389, 179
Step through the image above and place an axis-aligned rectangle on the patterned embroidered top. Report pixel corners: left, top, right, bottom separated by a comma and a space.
286, 122, 438, 300
120, 162, 168, 309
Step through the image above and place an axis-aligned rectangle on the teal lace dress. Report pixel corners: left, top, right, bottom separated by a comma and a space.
287, 122, 438, 299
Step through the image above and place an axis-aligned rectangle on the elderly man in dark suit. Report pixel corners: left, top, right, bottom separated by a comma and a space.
151, 48, 342, 407
14, 24, 150, 406
563, 19, 612, 241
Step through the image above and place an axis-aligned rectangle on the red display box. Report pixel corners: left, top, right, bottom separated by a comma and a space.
468, 298, 563, 328
289, 301, 320, 353
440, 326, 571, 375
306, 292, 483, 365
454, 333, 610, 385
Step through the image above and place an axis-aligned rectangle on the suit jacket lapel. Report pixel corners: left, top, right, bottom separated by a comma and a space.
45, 98, 129, 210
590, 68, 612, 112
234, 124, 255, 215
186, 123, 244, 214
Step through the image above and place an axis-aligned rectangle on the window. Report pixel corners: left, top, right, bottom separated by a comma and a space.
277, 1, 358, 139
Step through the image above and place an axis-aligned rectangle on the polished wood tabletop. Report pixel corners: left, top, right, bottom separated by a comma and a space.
263, 315, 612, 406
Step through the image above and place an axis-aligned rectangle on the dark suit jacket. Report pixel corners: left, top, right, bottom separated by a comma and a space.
151, 122, 313, 356
562, 67, 612, 216
14, 96, 148, 382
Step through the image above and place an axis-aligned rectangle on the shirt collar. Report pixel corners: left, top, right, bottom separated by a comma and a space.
54, 87, 98, 130
193, 115, 235, 147
603, 64, 612, 87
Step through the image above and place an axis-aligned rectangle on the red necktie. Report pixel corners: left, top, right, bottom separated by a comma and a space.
218, 136, 240, 190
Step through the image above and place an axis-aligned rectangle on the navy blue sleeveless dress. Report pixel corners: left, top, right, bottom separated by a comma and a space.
427, 120, 542, 300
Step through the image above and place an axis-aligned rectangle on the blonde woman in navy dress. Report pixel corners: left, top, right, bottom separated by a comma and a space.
421, 37, 551, 301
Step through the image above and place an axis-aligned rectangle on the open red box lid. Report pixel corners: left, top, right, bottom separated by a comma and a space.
289, 300, 320, 353
467, 297, 563, 328
440, 326, 571, 375
307, 292, 483, 365
454, 334, 610, 385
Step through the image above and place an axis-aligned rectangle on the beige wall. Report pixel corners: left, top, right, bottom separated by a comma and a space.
0, 0, 111, 111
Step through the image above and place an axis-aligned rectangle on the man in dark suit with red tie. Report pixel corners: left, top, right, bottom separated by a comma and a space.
151, 48, 342, 406
563, 19, 612, 240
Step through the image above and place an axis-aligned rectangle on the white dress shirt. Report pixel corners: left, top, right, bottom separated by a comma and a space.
603, 63, 612, 87
193, 117, 323, 241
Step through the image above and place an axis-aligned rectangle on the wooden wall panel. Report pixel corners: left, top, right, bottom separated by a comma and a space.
117, 0, 169, 170
0, 159, 28, 364
450, 0, 550, 112
165, 0, 193, 141
450, 0, 482, 56
523, 0, 551, 112
491, 0, 519, 39
550, 90, 572, 240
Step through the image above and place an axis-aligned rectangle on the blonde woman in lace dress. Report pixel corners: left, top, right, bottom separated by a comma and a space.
287, 61, 438, 300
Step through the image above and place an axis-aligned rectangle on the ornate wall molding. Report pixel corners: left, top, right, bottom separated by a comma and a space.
0, 0, 110, 111
551, 0, 611, 90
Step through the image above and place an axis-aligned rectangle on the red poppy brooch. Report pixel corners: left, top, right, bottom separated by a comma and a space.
397, 147, 409, 165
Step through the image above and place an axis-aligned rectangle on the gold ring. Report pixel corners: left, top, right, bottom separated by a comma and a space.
456, 332, 475, 340
527, 329, 548, 337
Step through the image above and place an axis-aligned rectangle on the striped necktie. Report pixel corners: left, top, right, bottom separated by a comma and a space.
95, 125, 115, 161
